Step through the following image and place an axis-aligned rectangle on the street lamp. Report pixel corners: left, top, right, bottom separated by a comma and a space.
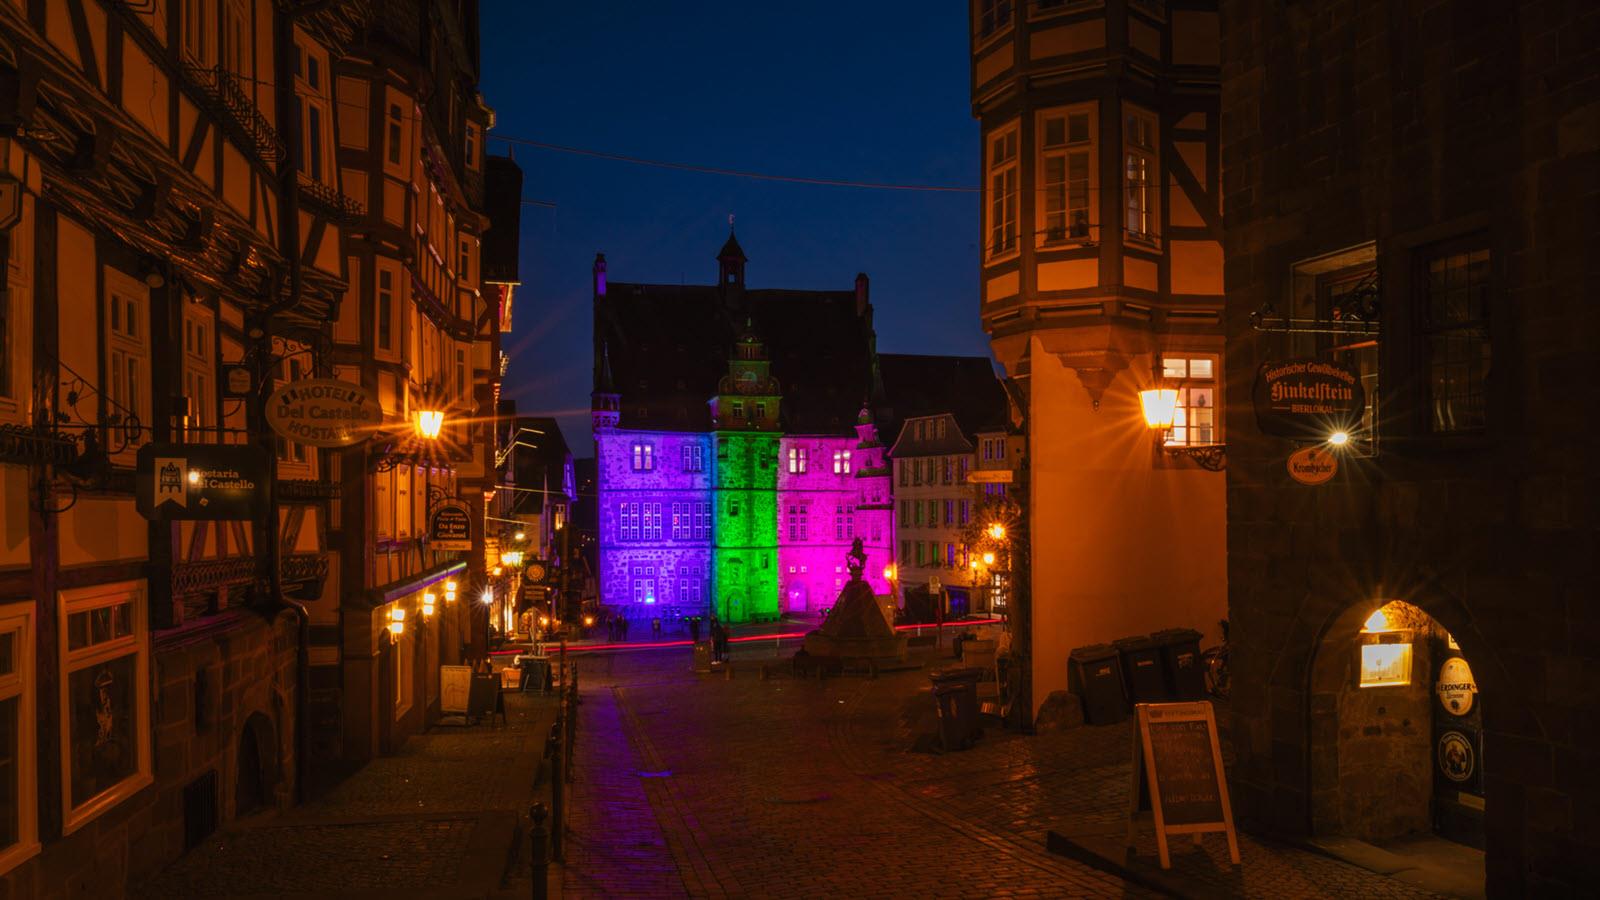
415, 408, 445, 440
987, 523, 1005, 541
1139, 387, 1179, 430
444, 580, 457, 603
514, 530, 526, 541
388, 606, 406, 637
421, 591, 436, 618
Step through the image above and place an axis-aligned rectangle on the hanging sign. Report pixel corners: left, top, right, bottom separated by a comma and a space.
428, 502, 473, 551
1436, 657, 1478, 716
222, 365, 254, 398
265, 378, 382, 448
1129, 701, 1240, 869
1286, 445, 1339, 485
525, 561, 548, 583
967, 470, 1014, 484
135, 442, 267, 521
1252, 358, 1365, 439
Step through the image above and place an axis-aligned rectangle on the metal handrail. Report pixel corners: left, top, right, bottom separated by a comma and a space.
181, 63, 287, 166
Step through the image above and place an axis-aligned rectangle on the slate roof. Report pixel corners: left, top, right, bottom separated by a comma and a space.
875, 353, 1008, 446
594, 282, 876, 434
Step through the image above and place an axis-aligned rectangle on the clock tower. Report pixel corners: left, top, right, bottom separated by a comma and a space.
709, 325, 781, 623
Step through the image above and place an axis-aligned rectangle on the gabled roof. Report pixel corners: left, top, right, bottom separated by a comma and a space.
594, 281, 875, 434
876, 353, 1008, 445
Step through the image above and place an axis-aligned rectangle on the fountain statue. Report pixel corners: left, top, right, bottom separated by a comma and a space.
801, 538, 907, 664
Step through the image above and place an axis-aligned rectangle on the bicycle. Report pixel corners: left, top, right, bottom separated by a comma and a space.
1202, 618, 1230, 700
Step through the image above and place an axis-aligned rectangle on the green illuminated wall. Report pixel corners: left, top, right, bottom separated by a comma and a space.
712, 431, 779, 622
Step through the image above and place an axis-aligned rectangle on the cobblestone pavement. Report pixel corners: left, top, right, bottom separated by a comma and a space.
542, 645, 1445, 899
135, 690, 558, 899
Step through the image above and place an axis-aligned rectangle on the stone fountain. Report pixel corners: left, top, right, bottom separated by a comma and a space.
801, 539, 907, 663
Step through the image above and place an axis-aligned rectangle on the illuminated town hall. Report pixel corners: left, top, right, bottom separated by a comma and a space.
591, 233, 894, 623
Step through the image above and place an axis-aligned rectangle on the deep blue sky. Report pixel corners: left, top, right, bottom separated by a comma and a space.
480, 1, 985, 454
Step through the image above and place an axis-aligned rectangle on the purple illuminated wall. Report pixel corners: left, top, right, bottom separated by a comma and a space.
595, 428, 714, 621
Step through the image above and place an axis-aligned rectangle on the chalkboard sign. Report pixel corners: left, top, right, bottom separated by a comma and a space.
468, 673, 498, 720
1129, 701, 1240, 869
440, 665, 472, 715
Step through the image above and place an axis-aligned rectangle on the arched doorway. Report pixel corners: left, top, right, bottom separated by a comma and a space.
235, 712, 277, 818
1309, 600, 1485, 850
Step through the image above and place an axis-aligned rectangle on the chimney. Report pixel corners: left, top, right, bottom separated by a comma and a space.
855, 272, 869, 317
593, 252, 607, 298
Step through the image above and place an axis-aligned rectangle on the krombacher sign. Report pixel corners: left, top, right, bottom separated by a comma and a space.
1252, 358, 1365, 439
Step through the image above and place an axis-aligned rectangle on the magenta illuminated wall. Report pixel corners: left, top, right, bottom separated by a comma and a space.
777, 423, 893, 612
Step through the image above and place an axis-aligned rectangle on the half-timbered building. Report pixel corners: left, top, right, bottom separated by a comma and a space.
967, 0, 1226, 720
0, 0, 516, 893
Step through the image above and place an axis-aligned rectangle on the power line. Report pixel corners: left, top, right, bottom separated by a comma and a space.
488, 134, 980, 194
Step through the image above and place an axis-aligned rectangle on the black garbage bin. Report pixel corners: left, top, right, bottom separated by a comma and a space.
1151, 628, 1206, 700
1115, 635, 1170, 703
930, 667, 983, 751
1068, 644, 1128, 725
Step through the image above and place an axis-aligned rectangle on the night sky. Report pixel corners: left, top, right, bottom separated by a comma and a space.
479, 1, 985, 454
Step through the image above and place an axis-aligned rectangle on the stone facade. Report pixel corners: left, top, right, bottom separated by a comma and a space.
4, 611, 297, 899
1219, 0, 1600, 893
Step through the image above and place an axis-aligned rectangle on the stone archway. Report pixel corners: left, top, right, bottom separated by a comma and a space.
235, 711, 278, 818
1306, 597, 1492, 852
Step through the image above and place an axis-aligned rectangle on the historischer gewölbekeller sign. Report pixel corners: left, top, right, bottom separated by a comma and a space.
1251, 358, 1366, 439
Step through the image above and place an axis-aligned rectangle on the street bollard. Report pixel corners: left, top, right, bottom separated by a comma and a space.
550, 711, 564, 863
529, 802, 549, 900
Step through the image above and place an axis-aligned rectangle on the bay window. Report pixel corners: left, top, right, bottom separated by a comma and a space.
1124, 109, 1157, 241
1041, 108, 1094, 243
987, 125, 1019, 258
1161, 356, 1219, 447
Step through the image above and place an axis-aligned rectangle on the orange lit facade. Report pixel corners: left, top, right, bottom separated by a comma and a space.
967, 0, 1226, 716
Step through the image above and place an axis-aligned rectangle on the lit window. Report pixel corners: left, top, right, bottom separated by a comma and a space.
787, 446, 807, 474
987, 126, 1019, 258
57, 583, 151, 834
832, 450, 852, 474
1125, 110, 1157, 241
1161, 357, 1219, 447
631, 443, 654, 472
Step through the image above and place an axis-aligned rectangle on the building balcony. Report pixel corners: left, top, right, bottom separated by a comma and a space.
297, 175, 367, 226
180, 64, 286, 167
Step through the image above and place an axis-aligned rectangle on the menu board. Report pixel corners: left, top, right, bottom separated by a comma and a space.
440, 666, 472, 715
1129, 701, 1240, 869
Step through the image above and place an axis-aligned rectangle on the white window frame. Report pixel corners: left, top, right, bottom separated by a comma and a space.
787, 446, 807, 474
57, 581, 152, 836
182, 305, 215, 438
986, 123, 1020, 260
0, 602, 38, 875
104, 270, 150, 462
294, 41, 335, 186
180, 0, 213, 66
1161, 355, 1221, 447
1039, 104, 1096, 244
1124, 106, 1158, 243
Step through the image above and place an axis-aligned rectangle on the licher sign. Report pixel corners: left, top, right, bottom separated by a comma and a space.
265, 378, 382, 448
135, 443, 267, 521
1286, 445, 1339, 485
1252, 358, 1365, 439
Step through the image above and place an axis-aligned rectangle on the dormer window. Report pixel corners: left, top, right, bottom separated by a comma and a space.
732, 401, 744, 419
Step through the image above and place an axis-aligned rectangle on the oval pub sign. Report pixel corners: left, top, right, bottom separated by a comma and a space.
266, 378, 382, 448
1436, 656, 1477, 716
1252, 358, 1365, 440
1286, 445, 1338, 485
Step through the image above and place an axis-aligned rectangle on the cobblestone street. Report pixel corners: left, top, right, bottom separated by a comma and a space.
529, 643, 1449, 899
129, 642, 1456, 899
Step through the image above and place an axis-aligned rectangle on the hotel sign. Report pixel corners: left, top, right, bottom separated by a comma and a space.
266, 378, 382, 448
1252, 358, 1365, 439
136, 442, 267, 521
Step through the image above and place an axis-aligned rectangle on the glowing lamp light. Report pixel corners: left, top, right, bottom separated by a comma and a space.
1139, 388, 1179, 429
480, 589, 494, 606
415, 409, 445, 440
491, 566, 503, 577
388, 607, 406, 637
583, 615, 595, 627
1362, 607, 1391, 633
421, 592, 436, 617
514, 531, 526, 541
187, 469, 201, 485
969, 560, 980, 571
539, 615, 550, 628
982, 552, 996, 566
1328, 430, 1351, 447
883, 564, 897, 581
987, 523, 1006, 541
444, 580, 457, 603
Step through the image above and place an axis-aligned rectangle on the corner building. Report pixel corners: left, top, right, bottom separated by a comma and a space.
592, 235, 893, 624
1220, 0, 1598, 892
967, 0, 1228, 716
